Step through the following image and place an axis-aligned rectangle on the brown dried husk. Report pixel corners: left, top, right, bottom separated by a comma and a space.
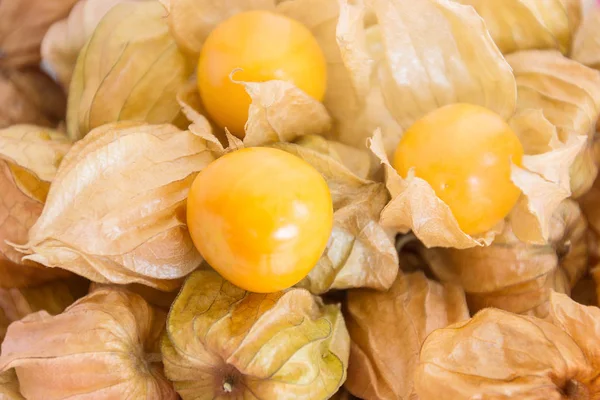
0, 0, 78, 69
0, 68, 66, 129
0, 126, 73, 288
66, 1, 194, 140
0, 370, 23, 400
454, 0, 578, 55
161, 269, 350, 399
506, 50, 600, 198
414, 292, 600, 399
12, 122, 214, 290
0, 287, 176, 400
40, 0, 148, 89
571, 5, 600, 70
344, 270, 469, 400
422, 200, 588, 318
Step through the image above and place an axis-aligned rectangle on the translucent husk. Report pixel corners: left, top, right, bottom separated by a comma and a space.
161, 269, 350, 399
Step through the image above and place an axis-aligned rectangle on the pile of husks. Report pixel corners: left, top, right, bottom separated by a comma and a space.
2, 0, 600, 399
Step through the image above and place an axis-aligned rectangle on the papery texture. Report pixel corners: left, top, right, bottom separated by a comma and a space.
41, 0, 147, 88
0, 370, 23, 400
272, 141, 398, 294
414, 302, 599, 400
506, 50, 600, 197
0, 288, 176, 400
66, 1, 194, 140
161, 269, 350, 399
88, 282, 178, 310
14, 123, 213, 290
344, 271, 469, 400
0, 0, 78, 68
0, 126, 73, 288
455, 0, 577, 55
0, 69, 66, 129
572, 6, 600, 69
423, 200, 588, 317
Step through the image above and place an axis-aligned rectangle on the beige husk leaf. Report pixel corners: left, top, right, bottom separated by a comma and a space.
66, 1, 194, 140
571, 6, 600, 69
0, 68, 66, 129
161, 269, 350, 399
12, 122, 214, 291
88, 282, 178, 310
0, 287, 176, 400
0, 370, 23, 400
506, 50, 600, 197
344, 270, 469, 400
0, 279, 85, 341
454, 0, 578, 55
40, 0, 148, 89
414, 293, 600, 399
0, 126, 74, 288
0, 0, 78, 69
421, 200, 588, 318
159, 0, 276, 56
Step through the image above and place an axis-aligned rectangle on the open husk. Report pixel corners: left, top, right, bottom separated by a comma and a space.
415, 292, 600, 399
66, 1, 194, 140
421, 200, 588, 318
161, 269, 350, 399
12, 122, 214, 290
344, 270, 469, 400
0, 126, 73, 288
0, 287, 176, 400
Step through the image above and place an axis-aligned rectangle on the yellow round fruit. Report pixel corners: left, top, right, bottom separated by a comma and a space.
187, 147, 333, 293
197, 10, 327, 137
393, 103, 524, 235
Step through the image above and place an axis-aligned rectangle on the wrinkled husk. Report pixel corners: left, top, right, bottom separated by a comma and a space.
344, 271, 469, 400
454, 0, 579, 55
422, 200, 588, 318
0, 0, 78, 69
0, 69, 66, 129
572, 5, 600, 69
88, 282, 178, 310
415, 292, 600, 399
506, 50, 600, 198
161, 270, 350, 399
0, 370, 23, 400
0, 126, 73, 288
41, 0, 147, 89
0, 279, 85, 341
66, 1, 194, 140
0, 287, 176, 400
13, 123, 214, 290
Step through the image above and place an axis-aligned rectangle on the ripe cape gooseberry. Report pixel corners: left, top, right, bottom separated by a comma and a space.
187, 147, 334, 293
196, 10, 327, 137
393, 103, 524, 235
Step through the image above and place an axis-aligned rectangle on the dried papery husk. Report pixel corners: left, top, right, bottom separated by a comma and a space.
0, 68, 66, 129
572, 5, 600, 69
66, 1, 194, 140
161, 269, 350, 399
272, 141, 398, 294
0, 370, 23, 400
88, 282, 178, 310
415, 293, 600, 400
0, 126, 73, 288
40, 0, 148, 89
12, 122, 214, 290
506, 50, 600, 198
0, 278, 86, 341
0, 0, 78, 69
422, 200, 588, 317
0, 287, 176, 400
344, 270, 469, 400
454, 0, 577, 55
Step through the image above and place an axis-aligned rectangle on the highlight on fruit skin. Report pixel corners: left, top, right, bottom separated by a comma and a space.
393, 103, 524, 235
197, 10, 328, 137
186, 147, 333, 293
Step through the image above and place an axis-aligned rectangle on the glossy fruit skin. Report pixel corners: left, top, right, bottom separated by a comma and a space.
197, 10, 327, 137
187, 147, 333, 293
393, 103, 524, 235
